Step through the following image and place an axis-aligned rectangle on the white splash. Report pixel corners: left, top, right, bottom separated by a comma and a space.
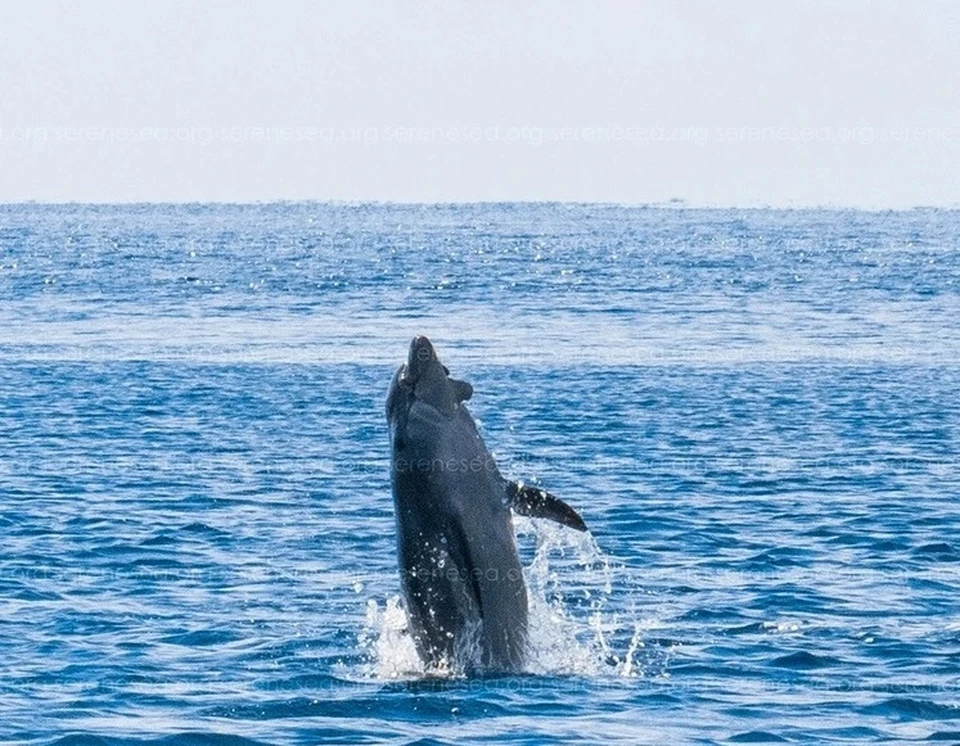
358, 595, 423, 679
359, 517, 657, 680
516, 516, 649, 678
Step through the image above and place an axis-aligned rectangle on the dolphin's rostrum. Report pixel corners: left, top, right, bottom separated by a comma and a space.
386, 336, 587, 674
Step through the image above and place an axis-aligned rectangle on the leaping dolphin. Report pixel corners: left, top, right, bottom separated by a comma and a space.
386, 336, 587, 674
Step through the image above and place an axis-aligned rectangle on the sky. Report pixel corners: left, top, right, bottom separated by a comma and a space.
1, 0, 958, 206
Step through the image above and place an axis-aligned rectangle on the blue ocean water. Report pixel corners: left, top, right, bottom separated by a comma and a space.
1, 203, 959, 744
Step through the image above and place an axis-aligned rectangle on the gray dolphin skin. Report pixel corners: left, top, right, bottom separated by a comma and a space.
386, 336, 587, 674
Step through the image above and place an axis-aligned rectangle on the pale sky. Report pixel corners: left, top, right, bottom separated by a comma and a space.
1, 1, 958, 206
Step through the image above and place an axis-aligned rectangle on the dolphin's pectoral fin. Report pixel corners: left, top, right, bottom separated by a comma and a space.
449, 377, 473, 402
506, 481, 588, 532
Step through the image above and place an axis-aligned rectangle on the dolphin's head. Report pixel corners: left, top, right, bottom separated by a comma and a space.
386, 336, 474, 432
405, 336, 446, 391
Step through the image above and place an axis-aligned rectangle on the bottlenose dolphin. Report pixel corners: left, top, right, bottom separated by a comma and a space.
386, 336, 587, 674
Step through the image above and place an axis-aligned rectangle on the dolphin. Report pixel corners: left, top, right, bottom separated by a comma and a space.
386, 336, 587, 674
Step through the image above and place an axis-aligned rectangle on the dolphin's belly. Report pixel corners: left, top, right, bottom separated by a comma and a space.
395, 501, 484, 669
391, 414, 528, 672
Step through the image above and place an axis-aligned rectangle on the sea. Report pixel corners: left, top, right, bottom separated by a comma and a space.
1, 202, 958, 745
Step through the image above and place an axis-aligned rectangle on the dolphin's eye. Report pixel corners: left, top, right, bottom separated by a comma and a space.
442, 366, 450, 376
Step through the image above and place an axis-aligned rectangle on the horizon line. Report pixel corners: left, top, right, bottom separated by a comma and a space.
1, 199, 958, 212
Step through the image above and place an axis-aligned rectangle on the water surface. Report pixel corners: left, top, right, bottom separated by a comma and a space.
1, 203, 959, 744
